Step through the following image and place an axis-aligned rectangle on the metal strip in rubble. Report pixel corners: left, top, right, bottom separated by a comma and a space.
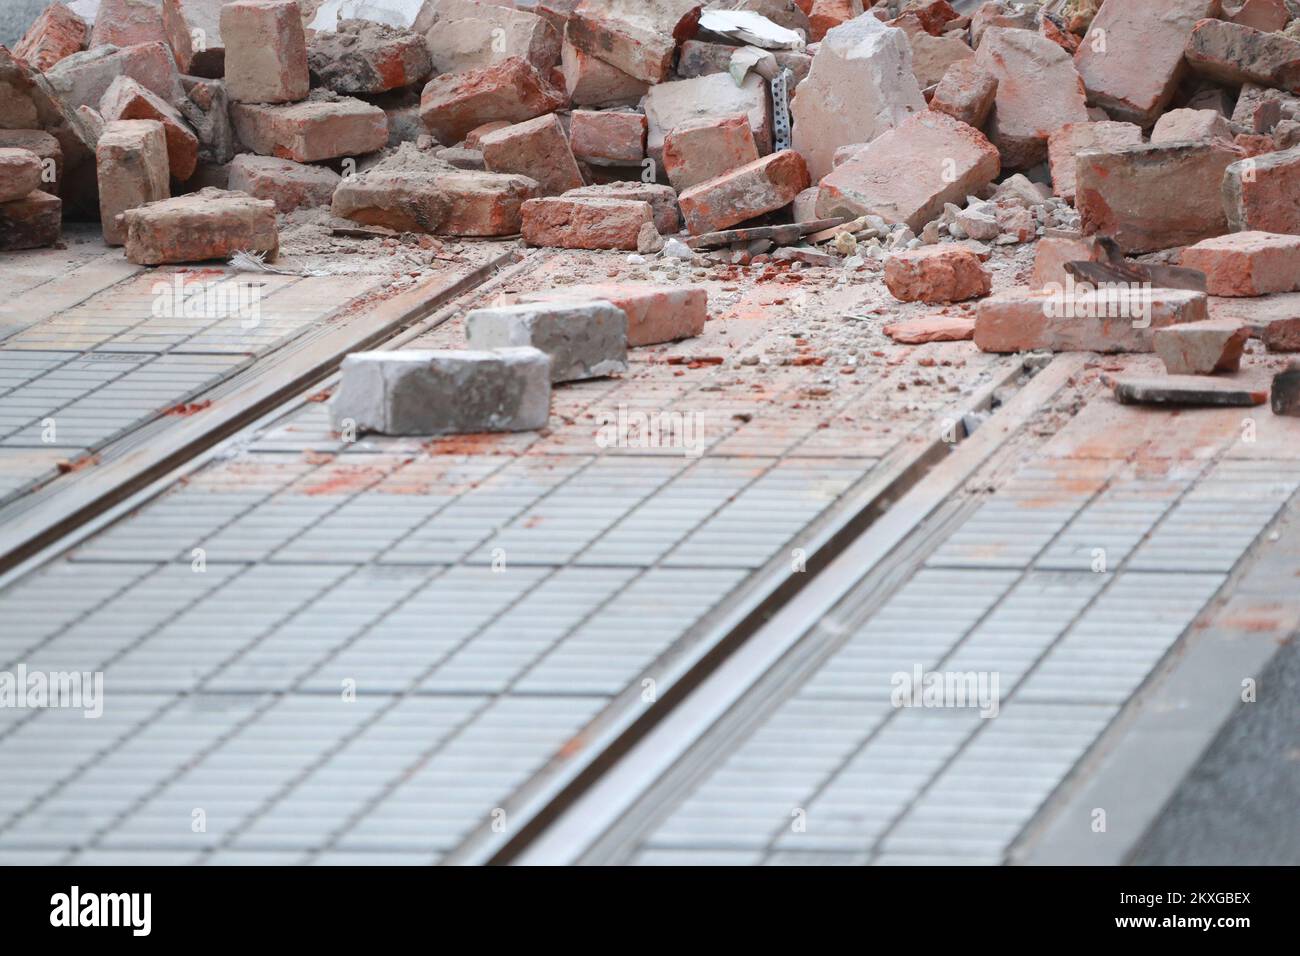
447, 355, 1072, 865
506, 355, 1088, 866
0, 248, 530, 578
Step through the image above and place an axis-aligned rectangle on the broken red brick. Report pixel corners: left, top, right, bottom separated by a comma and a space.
13, 2, 88, 72
560, 36, 649, 108
644, 72, 772, 165
1224, 145, 1300, 234
677, 149, 810, 235
1074, 0, 1220, 126
419, 56, 567, 146
479, 113, 585, 196
230, 94, 388, 163
332, 168, 539, 236
807, 0, 855, 42
883, 315, 976, 344
220, 0, 310, 105
521, 282, 708, 346
816, 109, 1000, 232
1185, 17, 1300, 93
100, 75, 199, 181
569, 110, 646, 167
884, 246, 992, 304
566, 0, 703, 85
662, 114, 758, 192
1262, 317, 1300, 351
1030, 232, 1107, 288
1076, 141, 1241, 254
163, 0, 227, 78
121, 187, 278, 264
521, 196, 655, 250
975, 27, 1087, 169
227, 153, 341, 213
307, 19, 432, 95
462, 121, 512, 149
1181, 231, 1300, 296
974, 287, 1210, 353
564, 181, 680, 234
0, 190, 61, 249
929, 59, 997, 130
414, 0, 561, 75
1045, 121, 1144, 204
1228, 0, 1291, 32
96, 119, 170, 245
90, 0, 167, 49
1153, 319, 1249, 374
0, 148, 43, 203
1150, 108, 1235, 145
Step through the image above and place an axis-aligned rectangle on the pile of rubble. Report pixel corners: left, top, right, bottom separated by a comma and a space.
6, 0, 1300, 432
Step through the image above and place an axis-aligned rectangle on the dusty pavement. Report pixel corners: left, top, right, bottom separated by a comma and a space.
3, 0, 1300, 871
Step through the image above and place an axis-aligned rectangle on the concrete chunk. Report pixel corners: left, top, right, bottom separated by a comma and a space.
414, 0, 561, 75
643, 72, 771, 165
1153, 319, 1249, 374
465, 300, 629, 382
791, 14, 925, 182
330, 348, 552, 436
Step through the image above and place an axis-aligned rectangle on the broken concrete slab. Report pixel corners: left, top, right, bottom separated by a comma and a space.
816, 109, 1000, 232
227, 153, 341, 212
220, 0, 310, 105
1045, 120, 1144, 204
1074, 0, 1220, 126
974, 286, 1210, 353
521, 195, 654, 249
413, 0, 561, 75
330, 347, 552, 436
419, 56, 567, 146
1185, 17, 1300, 94
0, 190, 61, 250
1181, 231, 1300, 296
569, 109, 646, 166
975, 26, 1088, 170
677, 148, 809, 235
465, 300, 629, 382
100, 75, 199, 181
162, 0, 226, 78
519, 282, 707, 346
1153, 319, 1250, 374
563, 181, 680, 234
13, 2, 89, 72
567, 0, 703, 85
790, 14, 925, 182
1224, 145, 1300, 235
96, 118, 170, 245
1076, 141, 1241, 254
662, 113, 758, 192
643, 71, 771, 165
884, 245, 992, 304
479, 113, 584, 196
307, 18, 433, 94
1114, 375, 1268, 407
120, 186, 278, 264
230, 92, 389, 162
0, 148, 44, 204
929, 59, 997, 129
